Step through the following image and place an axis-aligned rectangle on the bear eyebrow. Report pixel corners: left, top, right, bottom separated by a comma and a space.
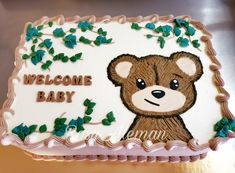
173, 73, 183, 78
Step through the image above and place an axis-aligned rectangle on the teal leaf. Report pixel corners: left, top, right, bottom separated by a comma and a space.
77, 21, 93, 31
26, 24, 38, 41
39, 124, 47, 133
63, 34, 77, 48
131, 23, 141, 30
53, 28, 65, 37
145, 23, 155, 30
185, 26, 196, 36
43, 39, 52, 49
177, 37, 189, 47
173, 27, 181, 36
69, 119, 77, 126
174, 19, 189, 27
31, 50, 45, 65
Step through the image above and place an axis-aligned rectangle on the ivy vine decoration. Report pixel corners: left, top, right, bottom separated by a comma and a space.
22, 21, 113, 70
214, 117, 235, 137
131, 19, 201, 50
12, 98, 116, 141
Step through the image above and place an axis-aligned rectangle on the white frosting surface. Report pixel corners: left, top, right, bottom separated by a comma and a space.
4, 20, 222, 144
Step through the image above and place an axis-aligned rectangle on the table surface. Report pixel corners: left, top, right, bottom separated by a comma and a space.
0, 0, 235, 173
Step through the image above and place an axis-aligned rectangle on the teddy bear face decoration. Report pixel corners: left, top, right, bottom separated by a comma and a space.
108, 52, 203, 117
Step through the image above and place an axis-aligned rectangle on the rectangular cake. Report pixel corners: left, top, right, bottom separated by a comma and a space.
0, 14, 234, 162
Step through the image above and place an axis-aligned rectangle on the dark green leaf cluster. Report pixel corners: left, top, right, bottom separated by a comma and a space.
102, 112, 116, 126
53, 52, 82, 63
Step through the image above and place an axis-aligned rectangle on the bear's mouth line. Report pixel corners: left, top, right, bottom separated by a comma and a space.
144, 99, 160, 106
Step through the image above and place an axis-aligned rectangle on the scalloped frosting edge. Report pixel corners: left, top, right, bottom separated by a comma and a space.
0, 14, 234, 162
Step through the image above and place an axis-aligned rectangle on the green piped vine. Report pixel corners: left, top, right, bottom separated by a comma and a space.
22, 21, 113, 70
12, 98, 116, 141
131, 19, 201, 50
214, 117, 235, 138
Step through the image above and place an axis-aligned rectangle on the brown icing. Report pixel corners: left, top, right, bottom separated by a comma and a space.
0, 14, 234, 162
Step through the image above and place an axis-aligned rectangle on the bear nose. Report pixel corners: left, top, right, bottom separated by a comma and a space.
151, 90, 165, 99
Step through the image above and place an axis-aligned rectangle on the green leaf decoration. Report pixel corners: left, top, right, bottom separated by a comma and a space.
145, 23, 155, 30
97, 28, 107, 36
55, 117, 67, 125
70, 53, 82, 62
37, 25, 44, 31
31, 45, 36, 52
26, 24, 39, 41
39, 42, 45, 48
176, 37, 189, 47
29, 125, 37, 133
85, 107, 93, 115
88, 101, 96, 109
63, 34, 77, 48
157, 36, 165, 49
33, 38, 38, 43
79, 36, 92, 44
41, 60, 52, 70
84, 98, 91, 106
83, 116, 92, 123
49, 48, 55, 54
43, 39, 52, 49
146, 34, 153, 39
53, 28, 65, 37
131, 23, 142, 30
76, 125, 85, 132
106, 111, 115, 122
155, 26, 162, 33
173, 27, 181, 36
192, 39, 200, 48
39, 124, 47, 133
185, 26, 196, 36
69, 28, 76, 33
102, 119, 111, 126
53, 53, 64, 61
48, 21, 53, 27
22, 54, 30, 60
37, 32, 43, 37
62, 56, 69, 62
31, 50, 45, 65
94, 36, 112, 46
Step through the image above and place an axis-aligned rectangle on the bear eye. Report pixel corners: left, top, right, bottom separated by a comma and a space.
136, 78, 146, 89
170, 79, 179, 90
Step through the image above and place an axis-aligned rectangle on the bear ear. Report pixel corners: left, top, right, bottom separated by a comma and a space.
171, 52, 203, 81
108, 54, 138, 85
